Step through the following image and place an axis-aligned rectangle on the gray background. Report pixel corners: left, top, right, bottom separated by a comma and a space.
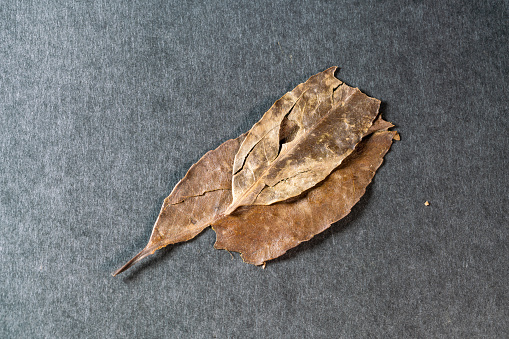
1, 0, 507, 338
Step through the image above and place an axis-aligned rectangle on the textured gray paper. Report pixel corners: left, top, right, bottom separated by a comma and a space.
1, 0, 507, 338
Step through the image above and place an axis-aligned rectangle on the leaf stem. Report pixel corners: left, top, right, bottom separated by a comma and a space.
112, 245, 156, 276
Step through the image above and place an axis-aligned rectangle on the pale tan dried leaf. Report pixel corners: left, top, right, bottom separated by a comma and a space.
226, 67, 381, 214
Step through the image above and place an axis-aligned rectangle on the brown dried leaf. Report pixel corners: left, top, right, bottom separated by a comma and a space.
112, 135, 245, 276
226, 67, 381, 214
213, 130, 397, 265
113, 67, 397, 275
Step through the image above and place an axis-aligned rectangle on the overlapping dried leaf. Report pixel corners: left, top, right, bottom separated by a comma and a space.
113, 68, 397, 276
112, 135, 245, 276
227, 67, 380, 213
213, 131, 397, 265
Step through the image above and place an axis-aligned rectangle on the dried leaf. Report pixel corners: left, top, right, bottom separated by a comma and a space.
213, 130, 397, 265
226, 67, 381, 214
112, 135, 245, 276
113, 67, 397, 275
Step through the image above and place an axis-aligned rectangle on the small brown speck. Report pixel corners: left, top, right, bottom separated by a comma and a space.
424, 201, 430, 206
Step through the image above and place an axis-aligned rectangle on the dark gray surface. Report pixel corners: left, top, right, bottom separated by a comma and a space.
1, 0, 508, 338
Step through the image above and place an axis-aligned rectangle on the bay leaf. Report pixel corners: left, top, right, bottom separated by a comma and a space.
225, 67, 381, 214
113, 67, 397, 275
213, 130, 398, 265
112, 135, 245, 276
